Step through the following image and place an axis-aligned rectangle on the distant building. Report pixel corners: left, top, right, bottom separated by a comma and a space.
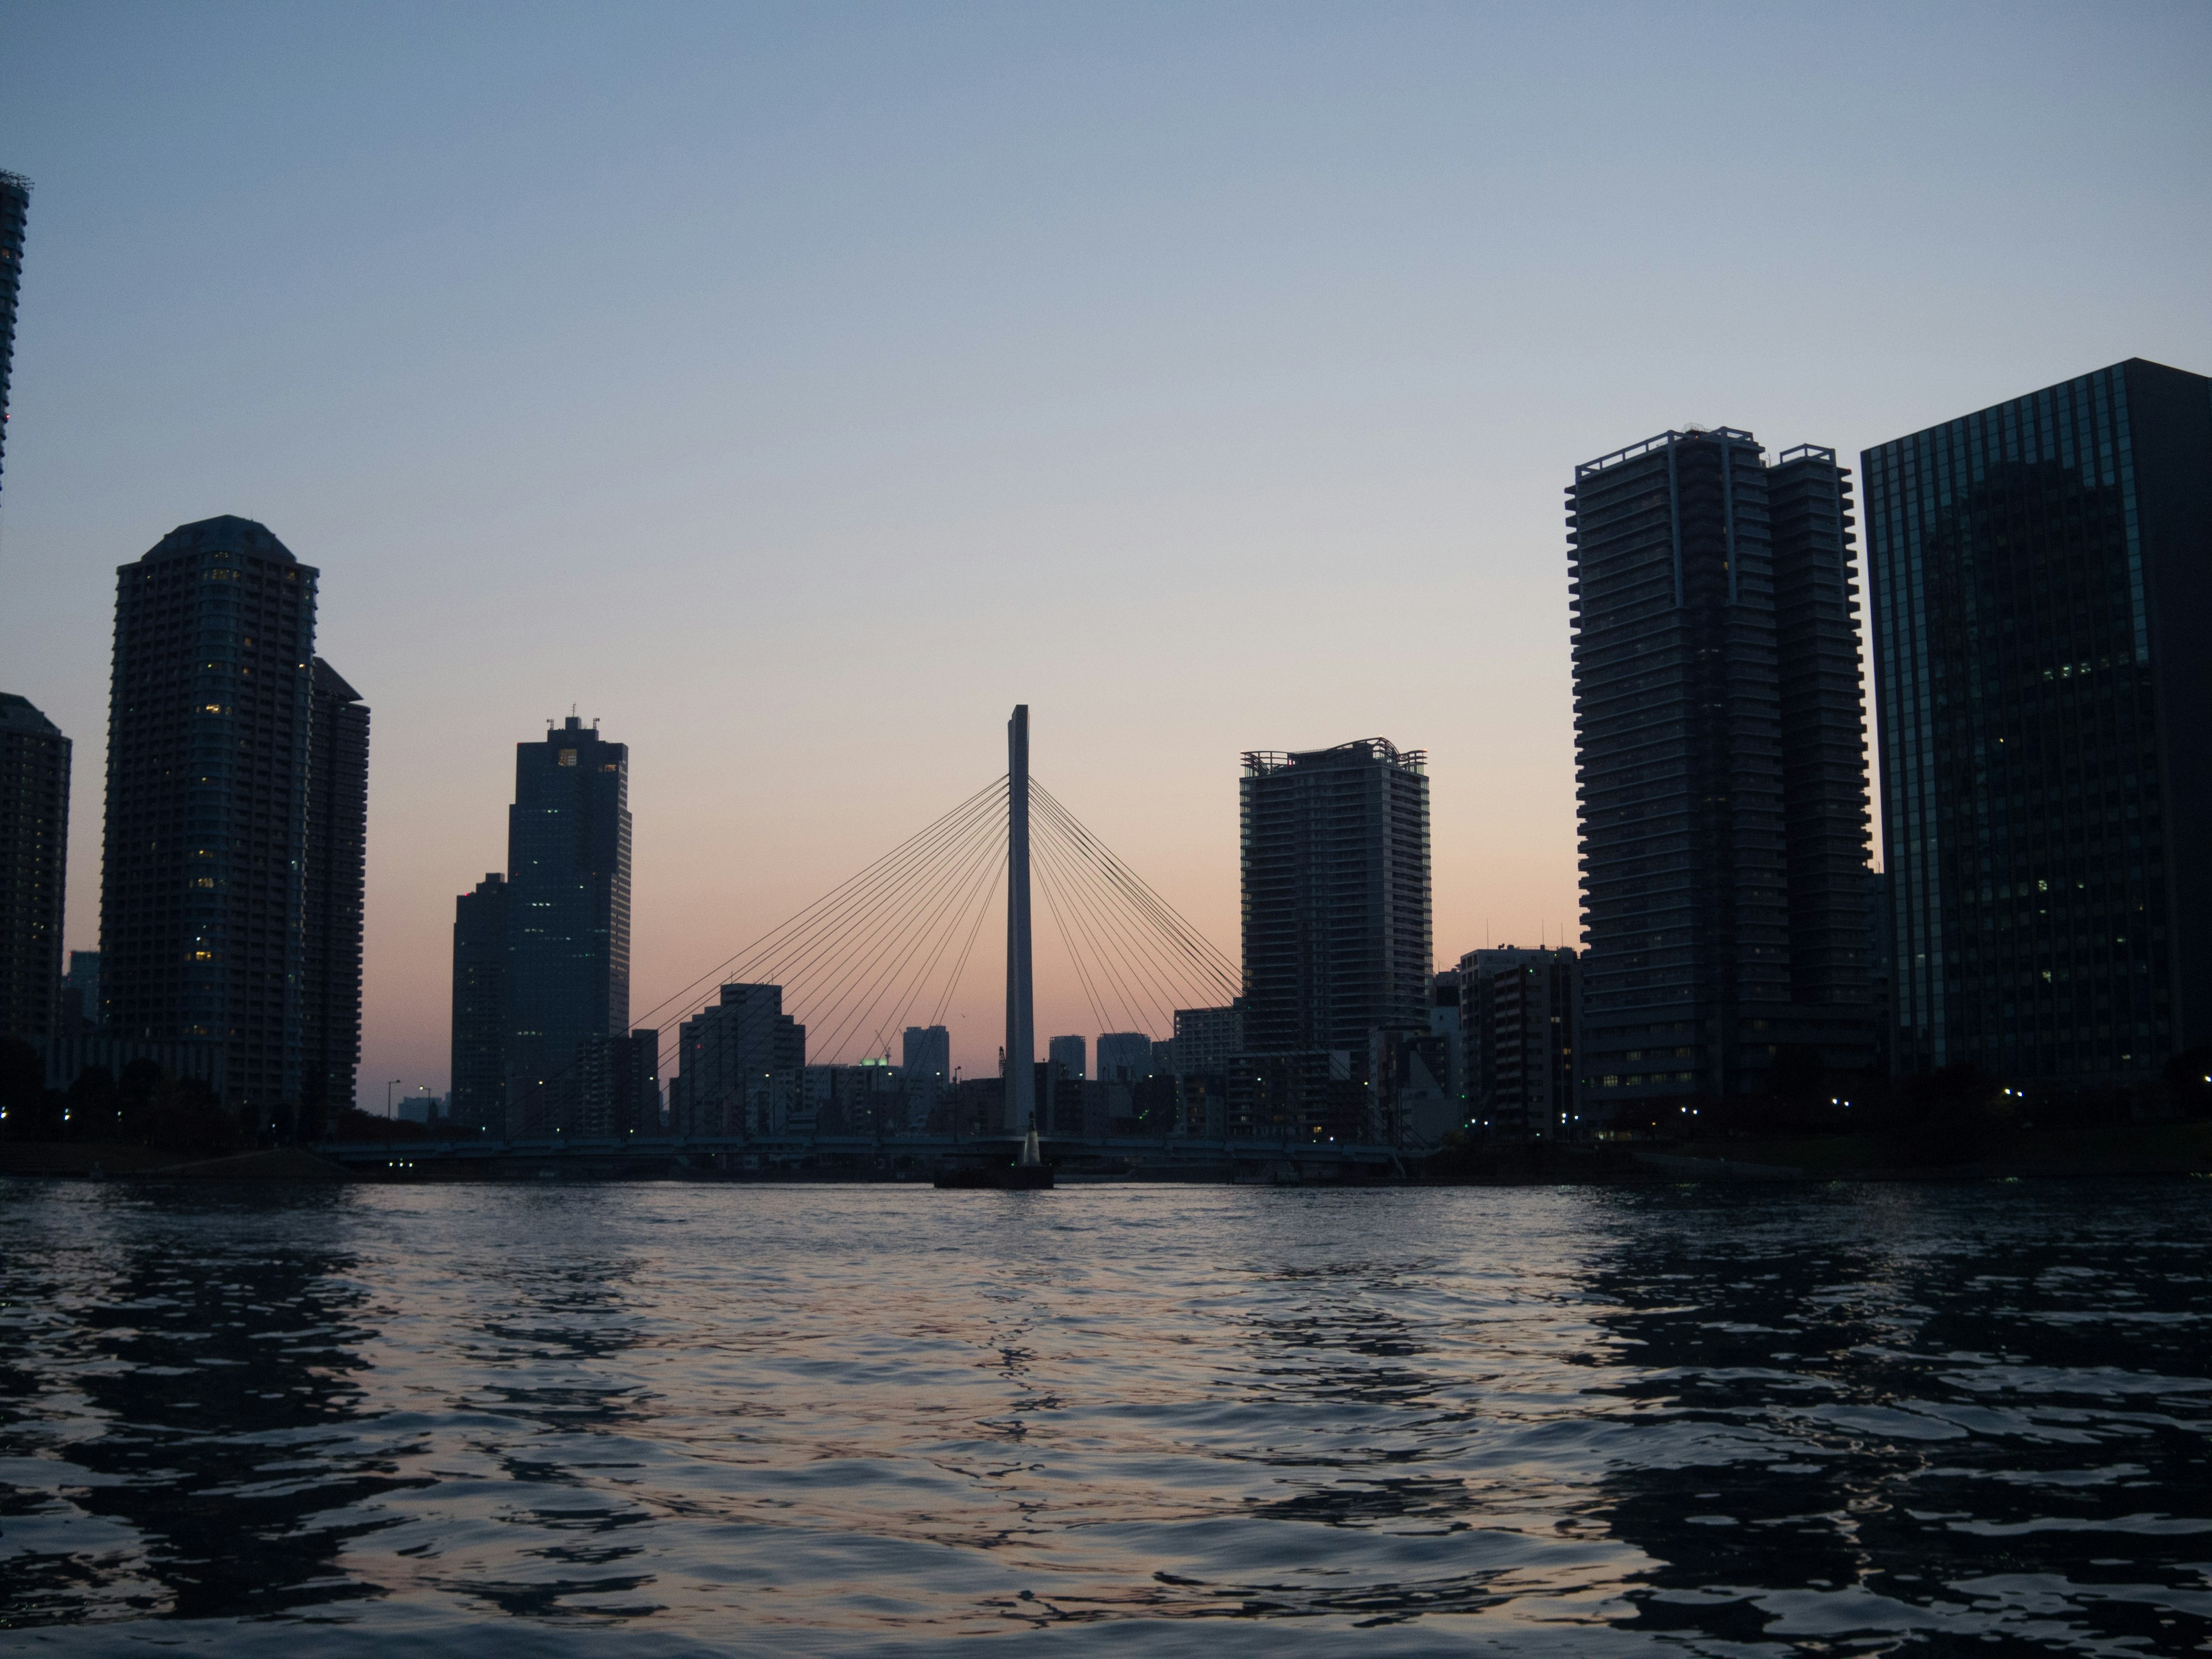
675, 983, 804, 1136
900, 1024, 950, 1129
302, 660, 370, 1131
503, 717, 632, 1134
61, 950, 100, 1032
1150, 1039, 1176, 1076
1240, 740, 1431, 1058
1172, 1001, 1244, 1077
1046, 1033, 1086, 1080
1459, 947, 1578, 1138
103, 517, 366, 1131
1428, 969, 1463, 1098
1370, 1028, 1456, 1147
1226, 1049, 1362, 1141
0, 694, 68, 1039
0, 170, 27, 497
448, 874, 509, 1132
397, 1093, 445, 1124
577, 1028, 659, 1137
1567, 431, 1874, 1120
1096, 1031, 1152, 1084
903, 1024, 952, 1084
1864, 359, 2212, 1082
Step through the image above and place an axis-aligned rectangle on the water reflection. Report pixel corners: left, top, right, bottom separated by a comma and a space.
1580, 1183, 2212, 1651
0, 1178, 2204, 1652
1, 1184, 407, 1623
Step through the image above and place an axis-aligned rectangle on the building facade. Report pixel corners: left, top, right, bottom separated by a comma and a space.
1096, 1030, 1151, 1084
0, 170, 26, 498
103, 517, 367, 1129
1172, 1001, 1244, 1078
448, 873, 509, 1131
502, 716, 632, 1132
1240, 740, 1431, 1058
1046, 1033, 1086, 1080
1459, 946, 1578, 1138
1863, 358, 2212, 1082
301, 659, 369, 1130
674, 983, 804, 1137
0, 694, 69, 1039
1566, 431, 1874, 1120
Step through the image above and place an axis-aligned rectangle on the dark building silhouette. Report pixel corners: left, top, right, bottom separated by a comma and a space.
0, 694, 69, 1038
1459, 946, 1578, 1138
62, 949, 101, 1032
301, 660, 369, 1131
673, 983, 802, 1136
1566, 430, 1874, 1120
103, 518, 368, 1127
1239, 740, 1431, 1058
502, 716, 631, 1133
448, 873, 508, 1131
1863, 358, 2212, 1082
0, 170, 26, 498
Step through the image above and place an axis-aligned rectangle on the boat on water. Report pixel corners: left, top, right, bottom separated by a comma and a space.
934, 1126, 1054, 1190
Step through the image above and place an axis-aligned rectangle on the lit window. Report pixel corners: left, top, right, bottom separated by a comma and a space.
559, 749, 578, 767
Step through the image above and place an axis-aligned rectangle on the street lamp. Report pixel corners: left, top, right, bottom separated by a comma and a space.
387, 1078, 402, 1118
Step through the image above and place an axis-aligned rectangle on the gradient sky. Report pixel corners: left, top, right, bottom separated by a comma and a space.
3, 2, 2209, 1098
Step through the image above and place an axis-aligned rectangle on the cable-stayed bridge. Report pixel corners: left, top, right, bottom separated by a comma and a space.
325, 707, 1407, 1180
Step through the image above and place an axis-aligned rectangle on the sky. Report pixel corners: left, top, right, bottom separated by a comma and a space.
3, 2, 2209, 1099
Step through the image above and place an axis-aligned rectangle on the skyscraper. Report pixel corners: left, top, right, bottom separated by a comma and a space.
104, 517, 367, 1128
301, 660, 369, 1130
1566, 430, 1873, 1120
0, 694, 69, 1039
1862, 358, 2212, 1083
448, 873, 509, 1131
1239, 740, 1431, 1057
503, 716, 631, 1132
0, 170, 27, 499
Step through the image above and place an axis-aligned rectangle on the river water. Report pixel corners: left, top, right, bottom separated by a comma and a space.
1, 1178, 2207, 1655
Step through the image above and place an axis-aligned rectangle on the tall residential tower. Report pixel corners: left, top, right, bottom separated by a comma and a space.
103, 517, 368, 1127
0, 695, 69, 1039
1566, 430, 1874, 1120
1240, 739, 1432, 1056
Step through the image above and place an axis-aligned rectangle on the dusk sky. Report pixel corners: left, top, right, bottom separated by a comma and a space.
3, 2, 2208, 1094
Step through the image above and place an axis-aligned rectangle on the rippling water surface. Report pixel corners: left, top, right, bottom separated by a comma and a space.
2, 1178, 2208, 1654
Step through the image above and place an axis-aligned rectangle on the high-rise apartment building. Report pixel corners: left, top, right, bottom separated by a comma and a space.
449, 873, 508, 1131
1566, 430, 1874, 1118
62, 950, 101, 1032
0, 694, 69, 1038
1046, 1033, 1086, 1080
1240, 740, 1431, 1057
301, 660, 369, 1128
673, 983, 803, 1136
1459, 946, 1578, 1137
503, 716, 631, 1132
1863, 359, 2212, 1082
1172, 1001, 1244, 1077
0, 170, 27, 498
103, 517, 367, 1128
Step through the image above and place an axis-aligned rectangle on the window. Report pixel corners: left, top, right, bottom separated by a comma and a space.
559, 749, 578, 767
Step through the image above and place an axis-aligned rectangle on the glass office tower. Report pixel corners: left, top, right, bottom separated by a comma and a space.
1863, 358, 2212, 1082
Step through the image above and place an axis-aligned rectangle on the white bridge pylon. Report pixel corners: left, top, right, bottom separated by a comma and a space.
1006, 703, 1038, 1134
